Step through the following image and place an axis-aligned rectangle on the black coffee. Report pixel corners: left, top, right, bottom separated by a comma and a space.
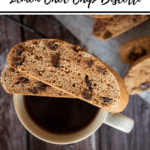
24, 96, 99, 134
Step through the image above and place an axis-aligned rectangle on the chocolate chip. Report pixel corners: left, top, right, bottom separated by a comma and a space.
77, 59, 81, 63
97, 67, 107, 75
36, 81, 42, 84
28, 87, 38, 94
128, 49, 147, 62
19, 77, 29, 83
45, 42, 59, 50
14, 81, 21, 84
9, 68, 15, 72
35, 56, 42, 60
82, 88, 92, 100
72, 83, 75, 87
132, 18, 137, 22
85, 75, 92, 87
37, 81, 50, 86
51, 53, 60, 67
93, 21, 105, 32
16, 45, 24, 56
128, 52, 138, 61
89, 86, 92, 90
12, 57, 25, 68
147, 15, 150, 18
101, 97, 112, 103
15, 77, 29, 84
141, 82, 149, 91
103, 31, 112, 39
110, 18, 114, 21
87, 60, 93, 67
36, 81, 48, 90
72, 46, 79, 52
37, 83, 47, 90
78, 54, 82, 57
141, 48, 147, 56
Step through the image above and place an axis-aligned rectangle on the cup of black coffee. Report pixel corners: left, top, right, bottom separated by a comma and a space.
14, 94, 134, 144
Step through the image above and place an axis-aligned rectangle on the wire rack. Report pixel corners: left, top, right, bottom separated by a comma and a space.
2, 15, 78, 150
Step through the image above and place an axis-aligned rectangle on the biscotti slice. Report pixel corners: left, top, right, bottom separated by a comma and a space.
1, 65, 72, 98
119, 36, 150, 65
7, 39, 129, 113
124, 54, 150, 95
88, 15, 114, 18
93, 15, 149, 41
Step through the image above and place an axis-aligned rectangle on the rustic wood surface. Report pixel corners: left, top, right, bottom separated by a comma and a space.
0, 15, 26, 150
0, 15, 150, 150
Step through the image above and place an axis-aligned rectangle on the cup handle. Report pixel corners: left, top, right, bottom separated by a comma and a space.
103, 112, 134, 133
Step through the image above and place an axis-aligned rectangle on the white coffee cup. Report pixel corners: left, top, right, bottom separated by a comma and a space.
14, 94, 134, 145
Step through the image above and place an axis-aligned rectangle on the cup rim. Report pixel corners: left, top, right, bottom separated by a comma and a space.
13, 94, 108, 144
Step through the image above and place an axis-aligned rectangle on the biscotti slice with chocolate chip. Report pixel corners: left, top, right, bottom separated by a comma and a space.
93, 15, 149, 41
124, 54, 150, 95
1, 65, 72, 98
119, 36, 150, 65
7, 39, 129, 113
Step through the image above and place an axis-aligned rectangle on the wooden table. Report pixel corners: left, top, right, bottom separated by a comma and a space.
0, 15, 150, 150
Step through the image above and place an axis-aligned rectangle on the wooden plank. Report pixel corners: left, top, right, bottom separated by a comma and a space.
0, 16, 26, 150
99, 95, 150, 150
24, 15, 85, 46
24, 15, 99, 150
30, 132, 99, 150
